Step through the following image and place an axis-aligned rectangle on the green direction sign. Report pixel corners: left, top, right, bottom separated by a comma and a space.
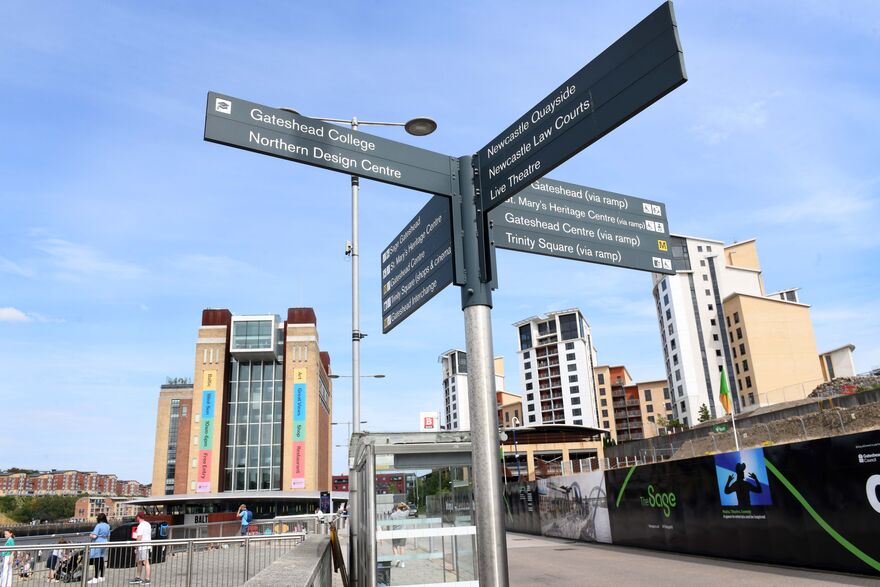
381, 196, 455, 333
489, 177, 674, 274
204, 92, 455, 196
712, 424, 729, 433
476, 1, 686, 212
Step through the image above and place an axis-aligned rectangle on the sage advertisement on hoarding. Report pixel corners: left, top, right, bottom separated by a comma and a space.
606, 431, 880, 576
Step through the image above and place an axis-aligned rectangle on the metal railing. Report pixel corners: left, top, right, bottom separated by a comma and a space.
0, 532, 306, 587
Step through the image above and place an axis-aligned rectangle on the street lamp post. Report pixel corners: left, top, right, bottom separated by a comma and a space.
277, 108, 434, 587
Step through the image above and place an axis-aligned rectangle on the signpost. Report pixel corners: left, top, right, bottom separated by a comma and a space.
380, 196, 455, 333
204, 92, 455, 196
475, 1, 686, 212
203, 4, 688, 585
489, 177, 675, 274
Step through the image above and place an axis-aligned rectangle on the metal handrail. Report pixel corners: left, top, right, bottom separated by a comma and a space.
4, 532, 307, 551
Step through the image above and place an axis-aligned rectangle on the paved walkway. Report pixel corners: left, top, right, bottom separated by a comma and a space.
506, 533, 877, 586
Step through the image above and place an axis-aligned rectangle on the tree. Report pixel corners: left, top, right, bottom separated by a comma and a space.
698, 403, 711, 423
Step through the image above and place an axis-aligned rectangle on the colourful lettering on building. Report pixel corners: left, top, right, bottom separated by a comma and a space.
291, 368, 307, 489
197, 371, 217, 493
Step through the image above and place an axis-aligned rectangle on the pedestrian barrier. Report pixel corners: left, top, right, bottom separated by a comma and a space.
0, 532, 306, 587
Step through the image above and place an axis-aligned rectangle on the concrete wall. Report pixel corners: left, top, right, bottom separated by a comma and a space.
243, 535, 332, 587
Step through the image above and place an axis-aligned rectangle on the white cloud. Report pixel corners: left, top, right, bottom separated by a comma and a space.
0, 256, 34, 277
0, 307, 31, 322
36, 238, 146, 281
691, 96, 774, 145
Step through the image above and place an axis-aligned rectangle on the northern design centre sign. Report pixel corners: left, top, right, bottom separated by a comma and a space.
204, 92, 455, 196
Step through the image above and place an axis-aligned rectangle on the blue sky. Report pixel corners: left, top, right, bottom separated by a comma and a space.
1, 1, 878, 482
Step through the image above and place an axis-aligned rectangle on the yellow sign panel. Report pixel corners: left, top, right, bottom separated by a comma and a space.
657, 239, 668, 252
293, 368, 307, 384
203, 370, 217, 390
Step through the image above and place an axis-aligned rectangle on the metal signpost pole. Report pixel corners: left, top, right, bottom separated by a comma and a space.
457, 155, 509, 587
348, 117, 362, 587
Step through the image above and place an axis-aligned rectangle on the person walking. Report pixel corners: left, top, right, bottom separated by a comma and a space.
237, 504, 252, 537
87, 513, 111, 584
1, 530, 14, 587
129, 512, 151, 585
390, 503, 409, 568
46, 538, 68, 583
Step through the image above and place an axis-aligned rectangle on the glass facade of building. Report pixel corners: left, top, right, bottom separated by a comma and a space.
164, 399, 180, 495
225, 359, 283, 491
231, 320, 274, 350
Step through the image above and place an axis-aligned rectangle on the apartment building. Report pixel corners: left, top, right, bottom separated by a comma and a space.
439, 352, 506, 431
514, 309, 598, 427
652, 237, 825, 425
0, 471, 148, 497
594, 366, 672, 441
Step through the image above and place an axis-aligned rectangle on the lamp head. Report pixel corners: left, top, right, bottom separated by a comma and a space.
404, 117, 437, 136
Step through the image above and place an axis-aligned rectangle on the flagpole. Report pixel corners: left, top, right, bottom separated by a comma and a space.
730, 401, 740, 452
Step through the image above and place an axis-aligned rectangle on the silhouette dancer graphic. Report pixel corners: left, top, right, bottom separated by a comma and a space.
724, 462, 762, 506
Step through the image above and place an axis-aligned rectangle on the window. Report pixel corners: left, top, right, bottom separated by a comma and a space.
565, 342, 575, 350
673, 354, 679, 365
574, 419, 583, 425
708, 304, 714, 311
515, 409, 519, 419
671, 339, 677, 350
603, 420, 610, 428
712, 334, 719, 341
644, 389, 652, 401
715, 349, 722, 357
573, 408, 582, 416
570, 386, 579, 393
647, 404, 654, 413
559, 313, 579, 341
597, 374, 605, 384
526, 393, 534, 402
732, 347, 737, 358
600, 399, 607, 407
738, 379, 743, 390
675, 369, 681, 381
700, 259, 706, 266
601, 409, 608, 417
680, 401, 686, 411
648, 415, 655, 423
736, 327, 742, 340
524, 362, 531, 370
707, 246, 712, 251
519, 324, 533, 350
569, 375, 578, 383
572, 396, 581, 405
710, 319, 716, 327
663, 294, 669, 306
735, 364, 740, 375
697, 245, 703, 252
523, 350, 530, 359
568, 363, 577, 372
525, 372, 532, 380
705, 289, 711, 296
668, 324, 674, 335
662, 280, 667, 291
599, 387, 606, 395
748, 393, 755, 405
528, 415, 536, 423
663, 388, 670, 399
665, 309, 672, 320
733, 312, 740, 324
745, 376, 752, 388
743, 359, 749, 372
677, 385, 683, 397
703, 274, 709, 281
739, 343, 746, 355
665, 403, 672, 411
505, 412, 510, 423
726, 316, 731, 327
526, 382, 533, 390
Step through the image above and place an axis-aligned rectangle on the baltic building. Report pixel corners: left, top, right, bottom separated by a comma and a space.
152, 307, 332, 496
